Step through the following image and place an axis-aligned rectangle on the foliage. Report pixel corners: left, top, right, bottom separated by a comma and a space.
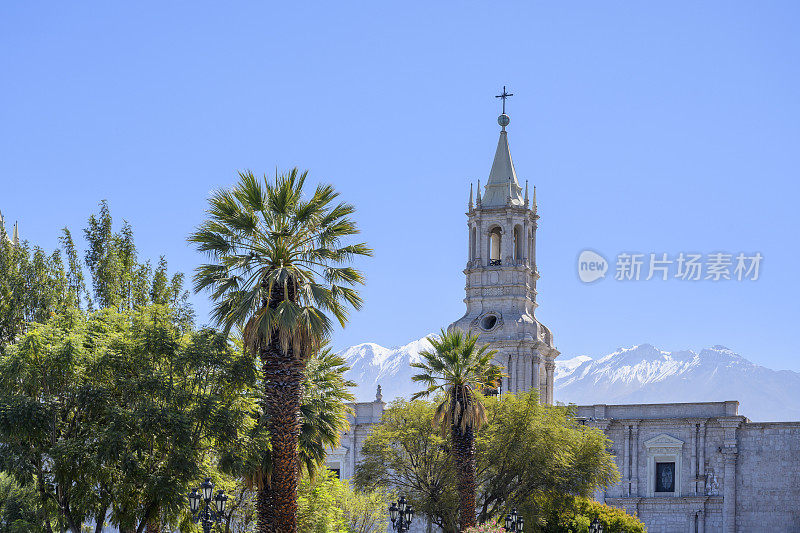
0, 473, 45, 532
411, 329, 500, 436
190, 168, 371, 532
298, 470, 391, 533
411, 328, 500, 530
0, 231, 73, 354
0, 201, 192, 359
354, 399, 458, 531
0, 306, 256, 532
81, 200, 193, 324
533, 495, 645, 533
355, 393, 620, 533
464, 519, 506, 533
476, 394, 619, 522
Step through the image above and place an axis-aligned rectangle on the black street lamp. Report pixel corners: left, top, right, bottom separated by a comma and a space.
388, 495, 415, 532
188, 477, 228, 533
504, 508, 524, 532
589, 517, 604, 533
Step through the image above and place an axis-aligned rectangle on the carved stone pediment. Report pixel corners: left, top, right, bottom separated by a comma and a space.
644, 434, 684, 449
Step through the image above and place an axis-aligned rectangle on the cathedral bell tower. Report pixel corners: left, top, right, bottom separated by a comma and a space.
449, 90, 559, 403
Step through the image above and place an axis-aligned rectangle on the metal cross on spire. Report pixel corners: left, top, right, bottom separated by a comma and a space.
495, 85, 514, 114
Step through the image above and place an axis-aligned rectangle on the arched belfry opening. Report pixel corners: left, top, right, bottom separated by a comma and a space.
489, 226, 502, 265
514, 224, 523, 261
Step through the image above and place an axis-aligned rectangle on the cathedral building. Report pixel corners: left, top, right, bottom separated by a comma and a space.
331, 97, 800, 533
449, 103, 558, 403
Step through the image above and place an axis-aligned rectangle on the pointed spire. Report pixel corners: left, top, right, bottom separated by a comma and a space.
482, 125, 523, 207
469, 183, 474, 209
533, 186, 537, 213
476, 179, 482, 206
11, 222, 19, 247
524, 180, 529, 207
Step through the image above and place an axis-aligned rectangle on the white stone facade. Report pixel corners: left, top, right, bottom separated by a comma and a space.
576, 402, 800, 532
326, 391, 385, 481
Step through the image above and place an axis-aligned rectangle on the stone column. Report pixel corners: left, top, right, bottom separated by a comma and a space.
697, 510, 705, 533
623, 425, 630, 496
698, 421, 706, 494
475, 219, 483, 266
522, 351, 532, 393
467, 222, 473, 266
719, 417, 741, 533
523, 219, 529, 265
501, 221, 512, 264
722, 452, 737, 533
545, 359, 555, 405
531, 354, 542, 400
632, 422, 639, 496
691, 422, 698, 495
504, 353, 512, 396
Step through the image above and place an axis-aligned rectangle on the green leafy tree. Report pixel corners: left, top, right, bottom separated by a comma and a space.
297, 469, 391, 533
82, 201, 192, 324
0, 473, 47, 532
354, 399, 459, 531
190, 169, 371, 533
355, 394, 620, 533
0, 306, 256, 533
410, 329, 500, 531
0, 235, 74, 354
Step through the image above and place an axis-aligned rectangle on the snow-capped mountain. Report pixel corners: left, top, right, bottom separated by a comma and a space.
340, 338, 800, 422
340, 336, 434, 403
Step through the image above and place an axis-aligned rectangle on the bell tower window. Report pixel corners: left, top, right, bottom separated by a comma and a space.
514, 224, 523, 261
489, 227, 502, 265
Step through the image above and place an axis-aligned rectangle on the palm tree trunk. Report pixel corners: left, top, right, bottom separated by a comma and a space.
259, 342, 304, 533
452, 425, 477, 531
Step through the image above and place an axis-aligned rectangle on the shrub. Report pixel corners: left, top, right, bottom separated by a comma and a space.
536, 495, 645, 533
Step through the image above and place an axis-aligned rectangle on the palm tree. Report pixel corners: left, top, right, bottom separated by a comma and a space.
241, 346, 356, 527
190, 169, 371, 532
411, 328, 500, 532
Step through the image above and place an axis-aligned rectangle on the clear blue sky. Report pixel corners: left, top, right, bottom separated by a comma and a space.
2, 2, 799, 371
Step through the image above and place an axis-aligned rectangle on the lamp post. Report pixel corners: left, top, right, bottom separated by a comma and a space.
188, 477, 228, 533
588, 517, 604, 533
388, 495, 415, 532
503, 508, 524, 532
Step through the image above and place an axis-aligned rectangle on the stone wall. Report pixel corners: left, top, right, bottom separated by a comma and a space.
736, 422, 800, 531
580, 401, 800, 533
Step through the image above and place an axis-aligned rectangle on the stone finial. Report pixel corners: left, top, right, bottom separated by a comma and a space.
506, 177, 512, 206
11, 222, 18, 247
468, 183, 474, 209
376, 384, 383, 402
476, 180, 482, 206
533, 186, 537, 213
524, 180, 529, 207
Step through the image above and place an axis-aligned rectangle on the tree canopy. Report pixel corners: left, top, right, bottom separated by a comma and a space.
354, 393, 621, 533
0, 305, 256, 532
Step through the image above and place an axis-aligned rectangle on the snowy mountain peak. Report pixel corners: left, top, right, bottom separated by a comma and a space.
339, 337, 800, 422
